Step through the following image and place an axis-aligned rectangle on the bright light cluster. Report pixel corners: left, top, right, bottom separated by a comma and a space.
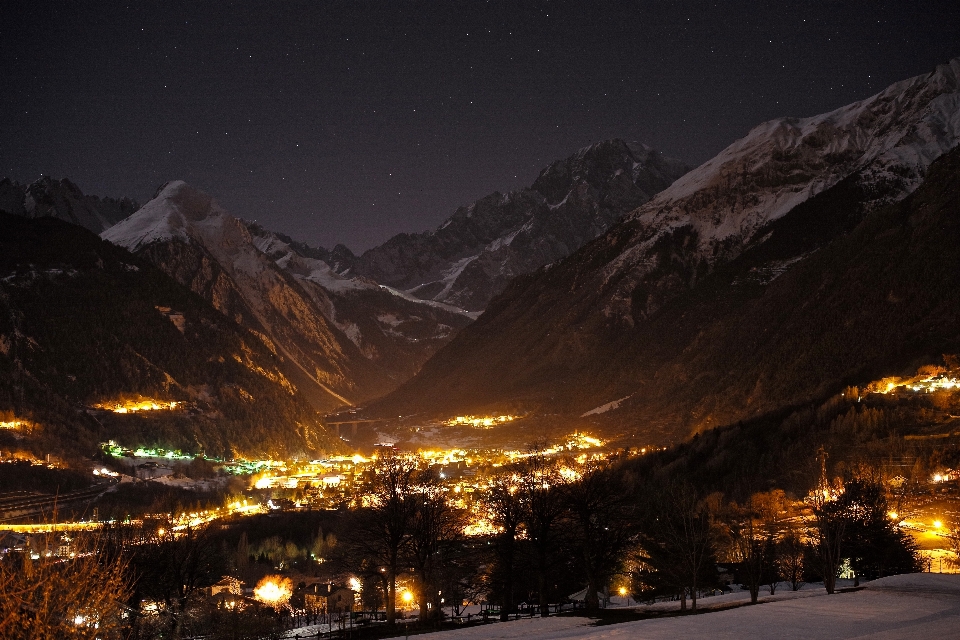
869, 375, 960, 396
420, 448, 468, 465
464, 519, 501, 536
443, 415, 516, 429
254, 474, 298, 490
504, 433, 606, 462
253, 576, 292, 607
94, 399, 179, 413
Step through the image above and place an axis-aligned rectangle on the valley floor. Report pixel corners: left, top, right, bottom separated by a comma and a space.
372, 574, 960, 640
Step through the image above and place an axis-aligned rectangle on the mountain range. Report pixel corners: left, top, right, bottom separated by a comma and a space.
371, 57, 960, 446
0, 212, 334, 459
332, 140, 688, 311
0, 176, 139, 233
1, 136, 685, 456
99, 181, 473, 412
3, 57, 960, 457
95, 138, 686, 410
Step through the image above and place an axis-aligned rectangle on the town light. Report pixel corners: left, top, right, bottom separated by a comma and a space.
254, 576, 292, 608
402, 590, 414, 604
933, 520, 943, 529
618, 587, 627, 596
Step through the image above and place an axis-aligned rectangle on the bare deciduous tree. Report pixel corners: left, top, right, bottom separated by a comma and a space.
352, 453, 418, 624
483, 474, 525, 621
638, 481, 717, 611
408, 467, 465, 622
566, 464, 635, 611
0, 533, 131, 640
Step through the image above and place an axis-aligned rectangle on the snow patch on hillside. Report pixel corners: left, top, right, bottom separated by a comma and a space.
591, 58, 960, 323
378, 285, 479, 318
101, 180, 197, 250
633, 58, 960, 250
581, 395, 632, 417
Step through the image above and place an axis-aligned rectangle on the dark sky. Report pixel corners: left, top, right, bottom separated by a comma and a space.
2, 1, 958, 253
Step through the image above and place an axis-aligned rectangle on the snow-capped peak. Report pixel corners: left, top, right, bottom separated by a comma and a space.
102, 180, 231, 251
632, 57, 960, 250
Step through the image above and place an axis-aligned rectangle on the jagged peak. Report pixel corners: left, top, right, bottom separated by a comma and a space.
101, 180, 231, 251
633, 55, 960, 237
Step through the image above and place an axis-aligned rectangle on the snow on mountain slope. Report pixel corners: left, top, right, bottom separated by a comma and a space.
340, 140, 689, 311
104, 182, 472, 409
372, 57, 960, 432
246, 224, 474, 360
251, 230, 371, 294
599, 58, 960, 322
101, 180, 201, 248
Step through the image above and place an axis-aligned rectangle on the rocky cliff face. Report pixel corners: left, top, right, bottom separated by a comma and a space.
247, 224, 475, 384
592, 57, 960, 326
0, 176, 138, 233
372, 58, 960, 442
339, 140, 688, 311
101, 181, 472, 411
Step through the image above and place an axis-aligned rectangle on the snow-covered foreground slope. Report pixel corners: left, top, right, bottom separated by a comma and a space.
372, 574, 960, 640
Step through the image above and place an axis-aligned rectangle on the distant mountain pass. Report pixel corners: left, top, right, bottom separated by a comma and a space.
336, 140, 689, 311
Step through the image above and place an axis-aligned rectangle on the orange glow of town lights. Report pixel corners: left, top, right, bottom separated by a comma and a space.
254, 576, 292, 607
94, 399, 179, 413
402, 590, 414, 604
933, 520, 943, 529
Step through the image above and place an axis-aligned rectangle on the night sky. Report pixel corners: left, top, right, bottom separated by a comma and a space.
2, 1, 958, 253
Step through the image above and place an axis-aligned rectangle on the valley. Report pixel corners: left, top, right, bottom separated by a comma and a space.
2, 52, 960, 639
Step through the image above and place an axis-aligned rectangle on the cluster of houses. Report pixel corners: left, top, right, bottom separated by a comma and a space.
205, 575, 356, 616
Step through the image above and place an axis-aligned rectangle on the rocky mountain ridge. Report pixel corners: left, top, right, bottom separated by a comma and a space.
370, 58, 960, 443
591, 57, 960, 325
101, 181, 472, 411
0, 176, 139, 233
334, 140, 688, 311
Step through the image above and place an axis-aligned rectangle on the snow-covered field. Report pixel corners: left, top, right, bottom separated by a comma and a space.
375, 574, 960, 640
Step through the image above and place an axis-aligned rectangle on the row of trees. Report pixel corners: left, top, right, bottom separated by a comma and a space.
0, 453, 926, 638
348, 450, 923, 622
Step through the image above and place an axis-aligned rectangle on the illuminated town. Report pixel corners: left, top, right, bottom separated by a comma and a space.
2, 21, 960, 638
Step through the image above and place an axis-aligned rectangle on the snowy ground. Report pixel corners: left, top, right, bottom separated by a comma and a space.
328, 574, 960, 640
